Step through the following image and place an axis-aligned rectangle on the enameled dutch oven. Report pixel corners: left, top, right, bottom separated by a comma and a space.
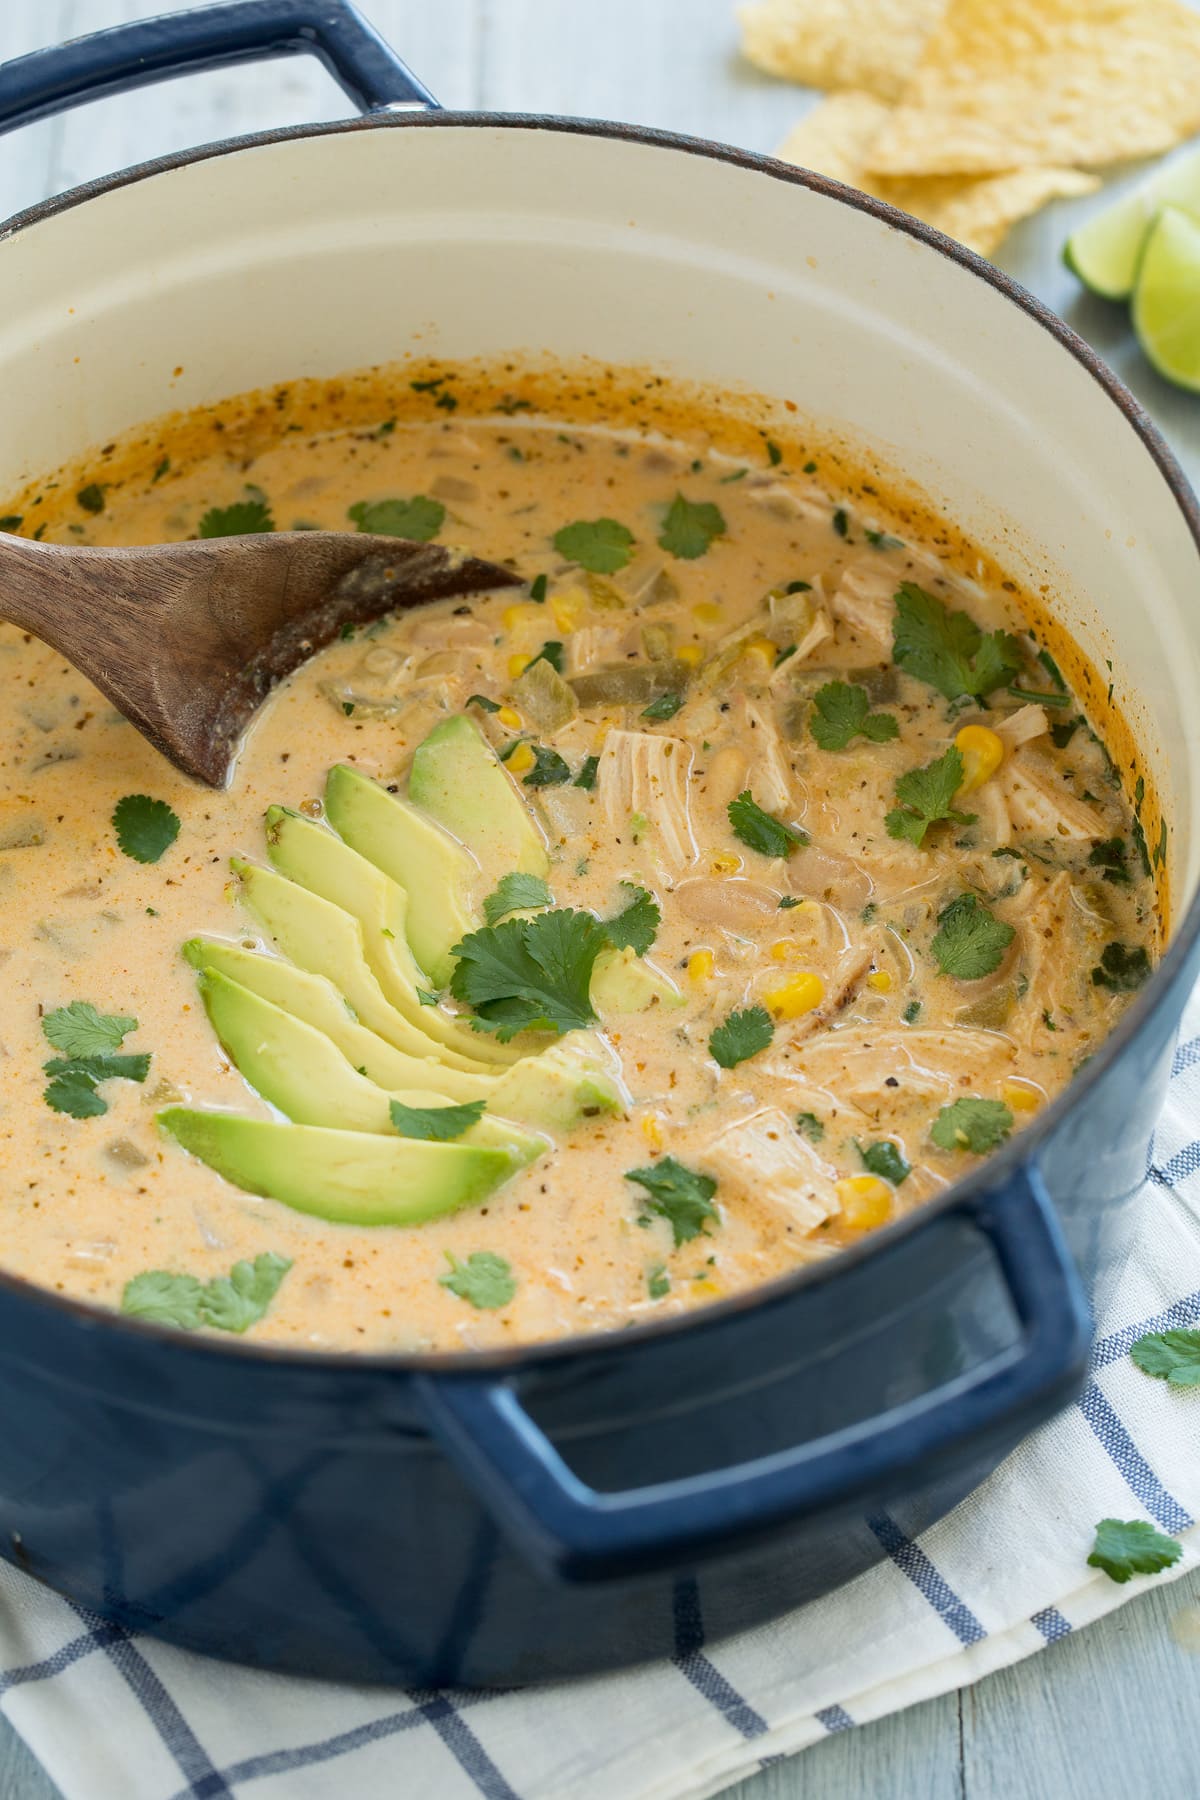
1, 0, 1199, 1687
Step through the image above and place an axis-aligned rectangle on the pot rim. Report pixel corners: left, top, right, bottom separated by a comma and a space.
2, 108, 1197, 1378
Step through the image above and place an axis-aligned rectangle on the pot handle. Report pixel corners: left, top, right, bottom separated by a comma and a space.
0, 0, 436, 138
416, 1165, 1092, 1582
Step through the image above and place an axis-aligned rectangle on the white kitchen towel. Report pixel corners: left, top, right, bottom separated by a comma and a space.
2, 995, 1200, 1800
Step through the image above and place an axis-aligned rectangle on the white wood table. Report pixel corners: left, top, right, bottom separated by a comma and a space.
0, 4, 1198, 1796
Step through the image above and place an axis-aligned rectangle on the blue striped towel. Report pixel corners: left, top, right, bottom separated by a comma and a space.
1, 995, 1198, 1800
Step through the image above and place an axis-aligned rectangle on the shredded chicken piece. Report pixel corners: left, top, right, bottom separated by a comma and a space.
998, 749, 1108, 840
783, 942, 874, 1043
1008, 869, 1106, 1046
700, 1107, 840, 1232
674, 876, 779, 930
830, 559, 897, 650
783, 1026, 1014, 1109
743, 700, 794, 814
995, 704, 1049, 750
564, 625, 638, 674
747, 482, 832, 526
597, 728, 697, 876
968, 780, 1013, 848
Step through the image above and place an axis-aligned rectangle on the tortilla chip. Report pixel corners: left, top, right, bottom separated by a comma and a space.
777, 94, 1099, 258
738, 0, 946, 103
867, 0, 1200, 176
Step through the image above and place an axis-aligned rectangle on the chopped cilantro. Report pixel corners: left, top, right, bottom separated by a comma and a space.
811, 681, 899, 751
483, 872, 552, 925
865, 528, 904, 550
348, 495, 445, 541
657, 493, 725, 560
1092, 942, 1151, 993
122, 1252, 290, 1333
930, 893, 1014, 980
903, 1000, 922, 1024
1088, 1518, 1182, 1584
439, 1251, 517, 1311
76, 483, 105, 514
467, 693, 501, 713
0, 514, 23, 531
112, 794, 180, 864
574, 754, 600, 791
859, 1140, 911, 1185
641, 690, 684, 721
1006, 684, 1071, 707
783, 579, 812, 594
709, 1004, 773, 1070
930, 1097, 1014, 1154
552, 517, 635, 574
719, 467, 748, 484
1089, 838, 1130, 886
625, 1157, 718, 1246
198, 498, 273, 537
728, 790, 808, 859
529, 573, 548, 603
342, 702, 355, 717
523, 744, 572, 787
885, 747, 975, 847
388, 1098, 487, 1141
766, 440, 783, 466
795, 1111, 825, 1142
152, 458, 170, 482
832, 508, 850, 539
1051, 715, 1082, 750
523, 640, 565, 675
892, 583, 1019, 702
43, 1002, 136, 1058
449, 908, 607, 1040
803, 460, 818, 473
774, 644, 797, 669
1131, 1327, 1200, 1387
1038, 648, 1066, 689
1154, 818, 1168, 870
410, 375, 448, 392
603, 883, 660, 956
778, 896, 802, 910
647, 1264, 671, 1299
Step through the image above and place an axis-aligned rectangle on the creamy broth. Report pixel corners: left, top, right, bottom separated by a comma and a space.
0, 372, 1160, 1351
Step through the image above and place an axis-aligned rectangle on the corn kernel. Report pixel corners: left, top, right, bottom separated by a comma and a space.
692, 601, 723, 626
690, 1279, 722, 1297
676, 643, 704, 666
954, 724, 1005, 795
503, 602, 543, 634
506, 741, 535, 776
508, 652, 530, 679
640, 1113, 664, 1151
837, 1175, 893, 1231
688, 949, 715, 984
551, 588, 587, 633
710, 851, 742, 875
742, 634, 777, 663
1003, 1079, 1043, 1113
867, 969, 892, 992
769, 940, 795, 962
496, 705, 522, 730
763, 970, 825, 1020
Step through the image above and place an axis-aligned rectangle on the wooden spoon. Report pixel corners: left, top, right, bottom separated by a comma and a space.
0, 532, 522, 786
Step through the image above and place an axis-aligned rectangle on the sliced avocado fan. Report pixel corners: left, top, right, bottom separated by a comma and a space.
409, 713, 549, 881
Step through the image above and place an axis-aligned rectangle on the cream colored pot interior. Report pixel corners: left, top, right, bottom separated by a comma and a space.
2, 123, 1197, 910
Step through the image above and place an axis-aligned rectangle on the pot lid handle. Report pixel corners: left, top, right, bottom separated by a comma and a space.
0, 0, 437, 140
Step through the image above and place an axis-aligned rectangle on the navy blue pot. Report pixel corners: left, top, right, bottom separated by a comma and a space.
0, 1, 1197, 1687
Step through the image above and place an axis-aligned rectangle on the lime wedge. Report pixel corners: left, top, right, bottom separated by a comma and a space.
1131, 205, 1200, 391
1065, 146, 1200, 301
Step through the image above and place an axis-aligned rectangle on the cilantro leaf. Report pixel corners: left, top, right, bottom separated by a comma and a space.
1089, 838, 1130, 885
552, 517, 635, 574
930, 1097, 1014, 1154
641, 690, 684, 721
389, 1098, 487, 1141
449, 908, 607, 1040
859, 1140, 911, 1185
892, 583, 1020, 702
199, 1253, 292, 1333
709, 1004, 774, 1070
1088, 1518, 1183, 1584
523, 640, 565, 675
467, 693, 501, 713
198, 498, 274, 537
77, 483, 105, 514
42, 1001, 136, 1058
796, 1111, 824, 1141
122, 1253, 291, 1333
657, 494, 725, 560
930, 893, 1015, 979
1131, 1327, 1200, 1387
43, 1069, 109, 1118
865, 529, 904, 550
811, 681, 899, 751
348, 495, 445, 541
121, 1271, 206, 1328
728, 790, 808, 858
885, 748, 974, 848
440, 1251, 517, 1310
574, 754, 600, 790
483, 872, 552, 925
647, 1264, 671, 1299
1092, 942, 1151, 993
603, 883, 660, 956
43, 1053, 151, 1085
625, 1157, 719, 1246
523, 744, 572, 787
112, 794, 180, 864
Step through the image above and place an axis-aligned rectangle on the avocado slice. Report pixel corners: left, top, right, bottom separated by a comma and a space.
186, 938, 628, 1129
263, 807, 517, 1069
409, 715, 549, 883
591, 946, 686, 1015
231, 858, 497, 1075
324, 765, 481, 988
158, 1109, 520, 1226
198, 969, 545, 1164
